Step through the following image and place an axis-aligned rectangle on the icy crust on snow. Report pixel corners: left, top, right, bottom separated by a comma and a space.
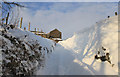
59, 16, 118, 75
0, 25, 55, 75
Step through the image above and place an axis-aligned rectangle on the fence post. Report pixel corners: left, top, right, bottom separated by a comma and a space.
37, 28, 39, 33
24, 27, 26, 30
115, 12, 117, 16
35, 28, 36, 34
28, 22, 30, 31
20, 17, 23, 28
6, 12, 9, 25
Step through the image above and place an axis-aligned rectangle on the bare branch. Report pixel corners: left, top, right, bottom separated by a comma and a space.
4, 2, 25, 7
2, 1, 25, 26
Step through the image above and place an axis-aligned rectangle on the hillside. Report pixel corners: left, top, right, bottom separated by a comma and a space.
37, 15, 118, 75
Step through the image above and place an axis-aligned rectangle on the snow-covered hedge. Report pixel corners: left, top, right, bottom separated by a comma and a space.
0, 24, 55, 75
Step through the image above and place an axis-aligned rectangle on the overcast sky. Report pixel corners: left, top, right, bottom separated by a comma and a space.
15, 2, 118, 39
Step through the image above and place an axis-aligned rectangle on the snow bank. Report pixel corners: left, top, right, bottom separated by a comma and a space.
0, 25, 55, 75
59, 15, 118, 75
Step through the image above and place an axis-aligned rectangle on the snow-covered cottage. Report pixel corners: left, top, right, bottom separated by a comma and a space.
31, 28, 62, 43
48, 29, 62, 43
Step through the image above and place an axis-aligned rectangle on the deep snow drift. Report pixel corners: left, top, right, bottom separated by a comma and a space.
37, 15, 118, 75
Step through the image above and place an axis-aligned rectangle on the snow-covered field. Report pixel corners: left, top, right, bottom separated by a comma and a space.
37, 15, 118, 75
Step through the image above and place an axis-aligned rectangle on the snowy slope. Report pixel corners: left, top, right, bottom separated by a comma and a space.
37, 15, 118, 75
0, 25, 55, 75
59, 15, 118, 75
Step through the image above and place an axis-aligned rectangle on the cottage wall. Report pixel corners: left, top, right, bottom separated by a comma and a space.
49, 29, 61, 39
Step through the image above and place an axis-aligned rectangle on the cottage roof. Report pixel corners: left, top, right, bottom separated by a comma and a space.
50, 28, 61, 33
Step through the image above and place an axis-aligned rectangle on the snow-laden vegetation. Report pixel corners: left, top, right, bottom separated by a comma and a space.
0, 24, 55, 75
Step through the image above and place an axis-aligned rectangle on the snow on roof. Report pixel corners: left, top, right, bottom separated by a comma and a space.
50, 28, 61, 33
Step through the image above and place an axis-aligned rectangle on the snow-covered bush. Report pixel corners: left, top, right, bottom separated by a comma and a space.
0, 24, 54, 75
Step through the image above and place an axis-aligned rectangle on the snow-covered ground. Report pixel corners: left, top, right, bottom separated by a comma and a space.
37, 15, 118, 75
